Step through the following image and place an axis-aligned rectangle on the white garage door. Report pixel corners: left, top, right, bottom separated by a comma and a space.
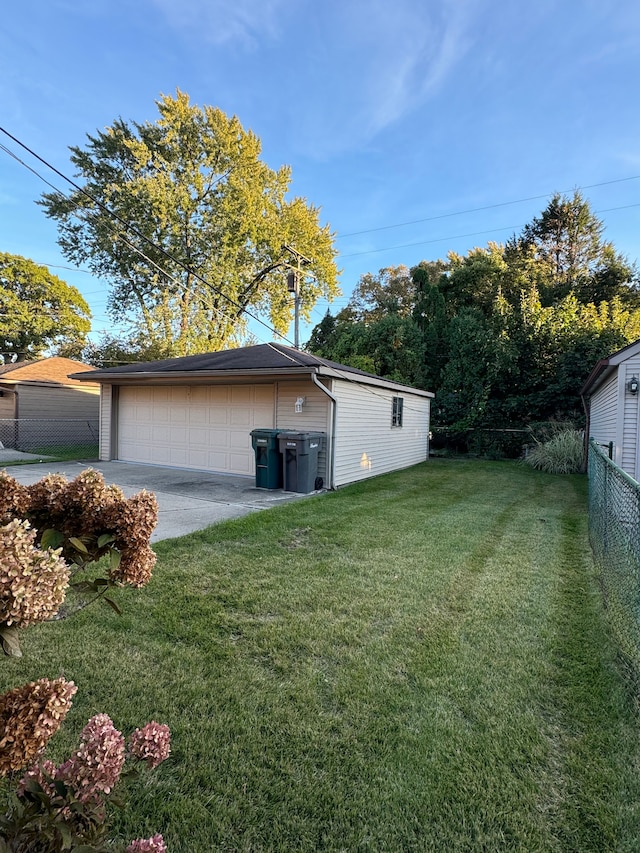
117, 384, 275, 475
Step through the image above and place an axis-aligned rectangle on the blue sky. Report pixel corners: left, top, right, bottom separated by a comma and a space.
1, 0, 639, 349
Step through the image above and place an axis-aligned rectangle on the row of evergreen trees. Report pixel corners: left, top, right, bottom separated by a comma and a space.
307, 193, 640, 446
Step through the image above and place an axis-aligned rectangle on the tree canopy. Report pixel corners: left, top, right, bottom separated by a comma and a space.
307, 193, 640, 444
0, 252, 91, 363
40, 90, 340, 357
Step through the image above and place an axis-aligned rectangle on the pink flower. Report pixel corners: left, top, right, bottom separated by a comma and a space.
126, 833, 167, 853
56, 713, 125, 802
129, 721, 171, 769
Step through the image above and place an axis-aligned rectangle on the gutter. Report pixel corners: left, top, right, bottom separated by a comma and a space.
311, 372, 337, 491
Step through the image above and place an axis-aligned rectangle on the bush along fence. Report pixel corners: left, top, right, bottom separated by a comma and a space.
588, 439, 640, 687
0, 418, 98, 457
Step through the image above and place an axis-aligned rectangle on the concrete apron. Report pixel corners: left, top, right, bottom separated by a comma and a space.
1, 458, 311, 541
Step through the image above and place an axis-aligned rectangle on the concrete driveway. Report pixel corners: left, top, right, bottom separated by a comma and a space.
0, 456, 311, 541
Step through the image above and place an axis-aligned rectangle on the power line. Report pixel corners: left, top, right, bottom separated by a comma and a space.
336, 175, 640, 239
338, 202, 640, 259
0, 127, 296, 347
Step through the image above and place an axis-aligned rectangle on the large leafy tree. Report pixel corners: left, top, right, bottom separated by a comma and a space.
506, 191, 639, 307
347, 265, 415, 321
40, 90, 340, 356
0, 253, 91, 363
307, 192, 640, 439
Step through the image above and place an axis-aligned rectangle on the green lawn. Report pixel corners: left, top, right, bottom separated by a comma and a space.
2, 460, 640, 851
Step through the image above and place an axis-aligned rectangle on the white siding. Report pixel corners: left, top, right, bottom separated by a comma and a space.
99, 385, 113, 461
275, 380, 331, 484
332, 380, 430, 487
621, 360, 640, 476
589, 372, 619, 459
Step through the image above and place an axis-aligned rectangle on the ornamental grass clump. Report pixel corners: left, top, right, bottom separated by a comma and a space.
524, 428, 585, 474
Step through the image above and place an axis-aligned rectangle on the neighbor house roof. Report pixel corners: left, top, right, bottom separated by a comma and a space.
581, 339, 640, 398
70, 343, 433, 397
0, 357, 97, 387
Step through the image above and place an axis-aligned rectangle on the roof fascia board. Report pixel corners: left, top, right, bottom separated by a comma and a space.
70, 367, 316, 383
70, 364, 434, 397
316, 366, 434, 397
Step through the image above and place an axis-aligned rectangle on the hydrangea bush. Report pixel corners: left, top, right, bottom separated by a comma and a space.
0, 469, 169, 851
0, 468, 159, 657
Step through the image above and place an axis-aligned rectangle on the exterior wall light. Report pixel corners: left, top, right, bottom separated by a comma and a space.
295, 396, 306, 413
628, 376, 639, 395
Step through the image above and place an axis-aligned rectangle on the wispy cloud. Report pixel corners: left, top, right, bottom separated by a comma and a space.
287, 0, 476, 156
149, 0, 290, 47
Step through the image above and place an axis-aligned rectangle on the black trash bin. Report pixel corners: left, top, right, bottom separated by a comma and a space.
250, 428, 283, 489
278, 431, 326, 493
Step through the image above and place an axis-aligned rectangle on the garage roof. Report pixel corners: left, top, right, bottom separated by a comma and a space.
70, 342, 433, 397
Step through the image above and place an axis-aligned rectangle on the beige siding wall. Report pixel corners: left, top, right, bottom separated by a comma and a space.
99, 385, 113, 461
275, 380, 331, 484
620, 359, 640, 477
17, 384, 100, 419
589, 372, 620, 460
332, 380, 430, 487
0, 390, 16, 418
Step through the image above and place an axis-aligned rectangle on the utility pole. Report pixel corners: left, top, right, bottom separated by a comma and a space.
282, 245, 311, 349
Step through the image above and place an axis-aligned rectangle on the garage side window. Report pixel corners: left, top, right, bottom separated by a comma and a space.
392, 396, 404, 427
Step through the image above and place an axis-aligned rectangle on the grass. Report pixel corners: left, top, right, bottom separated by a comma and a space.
2, 460, 640, 851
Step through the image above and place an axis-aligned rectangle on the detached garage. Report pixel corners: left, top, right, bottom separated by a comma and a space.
71, 343, 433, 489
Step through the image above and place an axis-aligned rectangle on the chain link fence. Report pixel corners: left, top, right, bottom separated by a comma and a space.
588, 439, 640, 685
0, 418, 99, 458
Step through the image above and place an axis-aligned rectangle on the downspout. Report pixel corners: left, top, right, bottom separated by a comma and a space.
311, 372, 337, 490
581, 391, 590, 474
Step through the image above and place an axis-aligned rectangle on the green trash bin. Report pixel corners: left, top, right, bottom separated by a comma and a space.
250, 428, 283, 489
278, 431, 325, 493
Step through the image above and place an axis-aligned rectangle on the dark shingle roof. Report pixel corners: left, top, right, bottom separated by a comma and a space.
74, 343, 376, 380
70, 343, 433, 396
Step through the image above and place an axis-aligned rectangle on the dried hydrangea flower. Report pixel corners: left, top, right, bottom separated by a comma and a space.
126, 834, 167, 853
0, 519, 70, 627
110, 544, 157, 588
17, 758, 58, 797
24, 473, 69, 516
129, 721, 171, 769
0, 470, 29, 522
99, 490, 159, 549
0, 678, 77, 775
55, 713, 126, 802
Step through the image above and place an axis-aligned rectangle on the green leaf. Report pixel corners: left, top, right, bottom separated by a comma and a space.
41, 528, 64, 550
110, 549, 122, 570
68, 537, 89, 554
97, 533, 116, 548
57, 821, 72, 849
103, 596, 122, 616
0, 625, 22, 657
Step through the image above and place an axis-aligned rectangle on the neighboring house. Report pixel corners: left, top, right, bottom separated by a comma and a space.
70, 343, 434, 489
0, 357, 100, 450
582, 339, 640, 479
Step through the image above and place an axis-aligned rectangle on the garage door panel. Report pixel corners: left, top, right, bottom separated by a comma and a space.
117, 385, 274, 475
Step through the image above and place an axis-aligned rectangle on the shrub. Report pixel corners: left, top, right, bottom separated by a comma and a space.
523, 429, 585, 474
